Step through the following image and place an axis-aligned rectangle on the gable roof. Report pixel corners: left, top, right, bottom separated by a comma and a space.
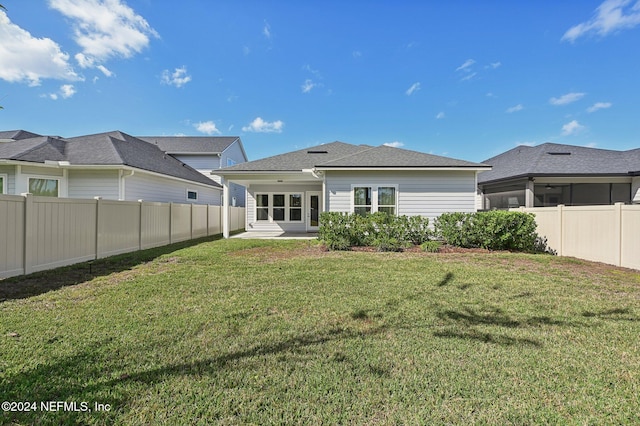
0, 130, 43, 141
0, 130, 220, 188
137, 136, 242, 155
478, 143, 640, 184
217, 141, 488, 173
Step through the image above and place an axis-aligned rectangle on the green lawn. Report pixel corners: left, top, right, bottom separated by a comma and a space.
1, 238, 639, 425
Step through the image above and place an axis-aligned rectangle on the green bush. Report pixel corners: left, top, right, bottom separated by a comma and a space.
421, 240, 442, 253
434, 210, 542, 252
318, 212, 430, 251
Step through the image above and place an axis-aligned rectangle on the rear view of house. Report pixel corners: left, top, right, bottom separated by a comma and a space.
214, 142, 490, 237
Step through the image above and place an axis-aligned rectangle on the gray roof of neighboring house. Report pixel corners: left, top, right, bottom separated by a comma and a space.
0, 130, 220, 187
478, 143, 640, 184
0, 130, 43, 140
137, 136, 242, 155
217, 141, 489, 173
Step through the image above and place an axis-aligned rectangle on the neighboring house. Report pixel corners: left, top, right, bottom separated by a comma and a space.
214, 141, 490, 237
0, 130, 222, 204
138, 135, 248, 206
478, 143, 640, 209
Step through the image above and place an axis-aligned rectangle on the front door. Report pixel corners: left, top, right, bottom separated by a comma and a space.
306, 191, 321, 232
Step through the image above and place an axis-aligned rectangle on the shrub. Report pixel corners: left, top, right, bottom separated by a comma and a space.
319, 212, 430, 251
434, 210, 542, 252
421, 240, 442, 253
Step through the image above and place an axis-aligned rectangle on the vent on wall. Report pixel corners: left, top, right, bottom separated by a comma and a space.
307, 150, 328, 154
547, 152, 571, 155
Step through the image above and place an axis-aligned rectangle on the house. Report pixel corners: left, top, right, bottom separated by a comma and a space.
478, 143, 640, 209
213, 141, 491, 237
138, 135, 248, 206
0, 130, 223, 204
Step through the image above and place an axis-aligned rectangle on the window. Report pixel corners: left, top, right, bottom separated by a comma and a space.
290, 194, 302, 221
227, 158, 236, 167
29, 178, 59, 197
378, 187, 396, 215
187, 190, 198, 201
352, 185, 397, 215
255, 193, 304, 222
353, 187, 372, 216
256, 194, 269, 220
0, 175, 5, 194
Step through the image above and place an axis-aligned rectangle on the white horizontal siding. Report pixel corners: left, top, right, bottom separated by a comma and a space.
173, 154, 221, 178
325, 170, 477, 221
124, 172, 221, 205
0, 165, 15, 194
68, 170, 120, 200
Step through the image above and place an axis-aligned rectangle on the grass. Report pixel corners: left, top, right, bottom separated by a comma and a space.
1, 238, 639, 425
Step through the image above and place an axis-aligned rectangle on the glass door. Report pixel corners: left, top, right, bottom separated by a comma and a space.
306, 191, 321, 231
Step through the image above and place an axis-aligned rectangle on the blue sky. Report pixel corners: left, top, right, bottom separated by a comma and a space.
1, 1, 639, 163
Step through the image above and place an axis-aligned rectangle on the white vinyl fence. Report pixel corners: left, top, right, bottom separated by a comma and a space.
515, 203, 640, 270
0, 194, 245, 279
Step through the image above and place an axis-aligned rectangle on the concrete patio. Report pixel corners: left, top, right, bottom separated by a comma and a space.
230, 231, 318, 240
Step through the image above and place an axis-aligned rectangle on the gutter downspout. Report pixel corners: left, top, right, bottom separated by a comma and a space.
119, 170, 135, 200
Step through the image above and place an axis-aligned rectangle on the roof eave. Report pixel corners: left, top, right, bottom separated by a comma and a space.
314, 166, 492, 171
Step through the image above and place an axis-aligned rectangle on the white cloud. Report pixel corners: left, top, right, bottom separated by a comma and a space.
194, 121, 221, 135
301, 79, 316, 93
562, 0, 640, 42
406, 82, 421, 96
161, 66, 192, 88
460, 72, 477, 82
562, 120, 585, 135
456, 59, 475, 72
263, 21, 271, 38
48, 0, 159, 70
516, 141, 537, 147
96, 64, 113, 77
242, 117, 284, 133
383, 141, 404, 148
587, 101, 612, 112
436, 112, 445, 119
352, 51, 362, 58
487, 61, 502, 69
0, 10, 80, 85
550, 92, 586, 105
506, 104, 524, 113
60, 84, 76, 98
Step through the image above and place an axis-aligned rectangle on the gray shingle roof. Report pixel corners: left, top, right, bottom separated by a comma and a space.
137, 136, 240, 154
0, 130, 43, 140
478, 143, 640, 184
217, 141, 488, 173
0, 130, 220, 188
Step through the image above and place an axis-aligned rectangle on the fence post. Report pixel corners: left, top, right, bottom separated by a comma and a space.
557, 204, 564, 257
169, 202, 174, 244
138, 200, 143, 251
614, 202, 623, 267
22, 193, 34, 275
94, 197, 102, 259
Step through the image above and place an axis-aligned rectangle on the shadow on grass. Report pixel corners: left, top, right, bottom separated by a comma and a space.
0, 235, 222, 302
1, 325, 387, 424
582, 307, 638, 321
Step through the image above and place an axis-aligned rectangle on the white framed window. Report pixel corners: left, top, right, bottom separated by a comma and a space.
255, 193, 304, 222
351, 185, 398, 215
28, 177, 59, 197
0, 174, 6, 194
227, 158, 236, 167
187, 190, 198, 201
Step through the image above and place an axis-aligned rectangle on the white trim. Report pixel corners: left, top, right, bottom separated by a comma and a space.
350, 184, 398, 214
254, 192, 305, 223
186, 189, 199, 201
26, 175, 63, 197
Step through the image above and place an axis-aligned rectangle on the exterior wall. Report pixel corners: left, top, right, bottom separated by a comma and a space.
0, 165, 15, 194
173, 154, 221, 177
246, 183, 321, 232
68, 169, 120, 200
124, 172, 221, 205
633, 176, 640, 203
324, 170, 478, 222
0, 193, 246, 279
219, 142, 248, 207
15, 165, 67, 196
515, 204, 640, 270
